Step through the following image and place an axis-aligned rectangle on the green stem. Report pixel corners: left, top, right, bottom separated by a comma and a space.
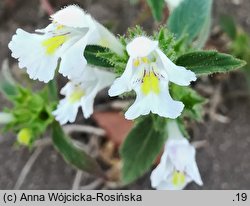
48, 79, 58, 101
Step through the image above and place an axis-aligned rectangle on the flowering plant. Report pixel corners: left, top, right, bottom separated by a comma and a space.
0, 0, 246, 189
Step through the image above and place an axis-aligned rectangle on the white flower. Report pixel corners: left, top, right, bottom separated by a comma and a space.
165, 0, 184, 12
0, 112, 13, 124
109, 36, 196, 120
52, 66, 116, 125
150, 120, 203, 190
8, 5, 123, 83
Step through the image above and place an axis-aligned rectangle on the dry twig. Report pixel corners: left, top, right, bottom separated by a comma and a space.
207, 84, 230, 123
80, 179, 104, 190
71, 135, 101, 189
40, 0, 54, 15
192, 140, 209, 149
72, 170, 83, 190
63, 124, 106, 136
14, 147, 43, 189
34, 138, 52, 147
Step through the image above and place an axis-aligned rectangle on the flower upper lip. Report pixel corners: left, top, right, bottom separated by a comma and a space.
126, 36, 159, 58
50, 5, 95, 29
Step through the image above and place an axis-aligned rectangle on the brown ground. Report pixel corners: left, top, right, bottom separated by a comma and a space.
0, 0, 250, 189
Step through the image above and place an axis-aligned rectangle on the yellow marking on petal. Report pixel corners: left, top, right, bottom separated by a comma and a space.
42, 35, 68, 55
69, 87, 85, 103
17, 128, 32, 146
172, 171, 186, 187
141, 71, 160, 95
133, 58, 140, 67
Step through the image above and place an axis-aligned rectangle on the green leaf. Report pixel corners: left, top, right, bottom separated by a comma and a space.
171, 85, 206, 121
84, 45, 113, 68
156, 27, 177, 60
129, 0, 140, 5
168, 0, 213, 43
96, 41, 129, 75
127, 26, 147, 40
0, 78, 18, 100
176, 51, 246, 75
0, 60, 18, 100
47, 81, 58, 101
193, 15, 211, 49
52, 122, 103, 177
231, 33, 250, 64
146, 0, 165, 22
120, 115, 167, 184
3, 85, 55, 141
220, 15, 237, 40
177, 118, 190, 139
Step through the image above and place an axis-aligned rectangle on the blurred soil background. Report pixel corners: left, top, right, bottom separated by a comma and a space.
0, 0, 250, 189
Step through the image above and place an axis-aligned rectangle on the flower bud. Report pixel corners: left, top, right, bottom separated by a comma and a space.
17, 128, 32, 146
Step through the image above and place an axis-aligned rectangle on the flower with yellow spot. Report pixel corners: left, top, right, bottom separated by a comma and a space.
52, 66, 116, 125
150, 120, 203, 190
109, 36, 196, 120
8, 5, 123, 83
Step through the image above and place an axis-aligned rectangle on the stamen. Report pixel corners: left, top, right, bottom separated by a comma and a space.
133, 57, 150, 67
141, 57, 149, 64
133, 58, 140, 67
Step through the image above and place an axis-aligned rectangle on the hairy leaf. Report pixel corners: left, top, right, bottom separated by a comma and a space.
168, 0, 213, 43
120, 115, 167, 184
52, 122, 103, 176
157, 27, 177, 60
193, 15, 211, 49
176, 51, 246, 75
84, 45, 113, 68
147, 0, 165, 22
171, 85, 206, 121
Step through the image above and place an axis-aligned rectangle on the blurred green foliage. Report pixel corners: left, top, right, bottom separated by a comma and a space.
220, 15, 250, 86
